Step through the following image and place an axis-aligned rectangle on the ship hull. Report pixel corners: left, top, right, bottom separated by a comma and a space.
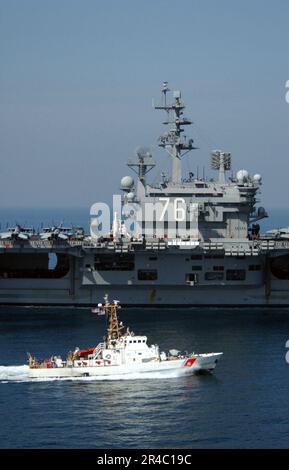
28, 353, 222, 379
2, 244, 289, 307
2, 284, 289, 307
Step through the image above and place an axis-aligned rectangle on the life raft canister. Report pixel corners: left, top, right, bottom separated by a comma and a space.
76, 347, 95, 358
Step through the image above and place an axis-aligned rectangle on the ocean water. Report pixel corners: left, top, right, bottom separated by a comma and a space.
0, 307, 289, 449
1, 207, 289, 449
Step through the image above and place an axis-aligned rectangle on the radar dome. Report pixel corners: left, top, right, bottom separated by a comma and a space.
121, 176, 134, 190
126, 192, 135, 201
236, 169, 249, 183
253, 174, 262, 184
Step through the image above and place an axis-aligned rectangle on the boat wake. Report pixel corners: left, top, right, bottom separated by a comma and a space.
0, 365, 30, 383
0, 365, 193, 383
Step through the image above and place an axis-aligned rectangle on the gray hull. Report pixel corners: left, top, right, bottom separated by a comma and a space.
1, 241, 289, 307
1, 278, 289, 307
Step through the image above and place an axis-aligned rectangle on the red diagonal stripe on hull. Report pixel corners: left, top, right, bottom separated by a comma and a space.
184, 357, 196, 367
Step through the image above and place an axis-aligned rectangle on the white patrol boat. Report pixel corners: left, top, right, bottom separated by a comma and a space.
28, 297, 223, 378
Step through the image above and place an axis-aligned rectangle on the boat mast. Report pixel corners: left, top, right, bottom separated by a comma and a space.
154, 82, 197, 184
104, 296, 124, 345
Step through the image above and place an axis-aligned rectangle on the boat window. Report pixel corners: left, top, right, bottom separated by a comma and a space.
226, 269, 246, 281
138, 269, 158, 281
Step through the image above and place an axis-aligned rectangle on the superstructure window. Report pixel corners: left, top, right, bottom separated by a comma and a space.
226, 269, 246, 281
138, 269, 158, 281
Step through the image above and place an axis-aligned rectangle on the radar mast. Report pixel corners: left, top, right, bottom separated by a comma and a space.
102, 296, 124, 345
154, 82, 197, 184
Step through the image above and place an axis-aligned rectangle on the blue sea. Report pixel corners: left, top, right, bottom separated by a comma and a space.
0, 207, 289, 449
1, 308, 289, 449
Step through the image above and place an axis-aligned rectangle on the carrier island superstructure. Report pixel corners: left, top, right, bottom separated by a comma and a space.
1, 83, 289, 307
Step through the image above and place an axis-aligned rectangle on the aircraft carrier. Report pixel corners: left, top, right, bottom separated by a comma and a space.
1, 82, 289, 307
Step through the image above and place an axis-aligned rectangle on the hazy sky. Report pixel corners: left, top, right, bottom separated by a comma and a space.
1, 0, 289, 209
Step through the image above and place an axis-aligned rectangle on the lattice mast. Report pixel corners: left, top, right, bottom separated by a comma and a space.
103, 296, 124, 345
154, 82, 197, 184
